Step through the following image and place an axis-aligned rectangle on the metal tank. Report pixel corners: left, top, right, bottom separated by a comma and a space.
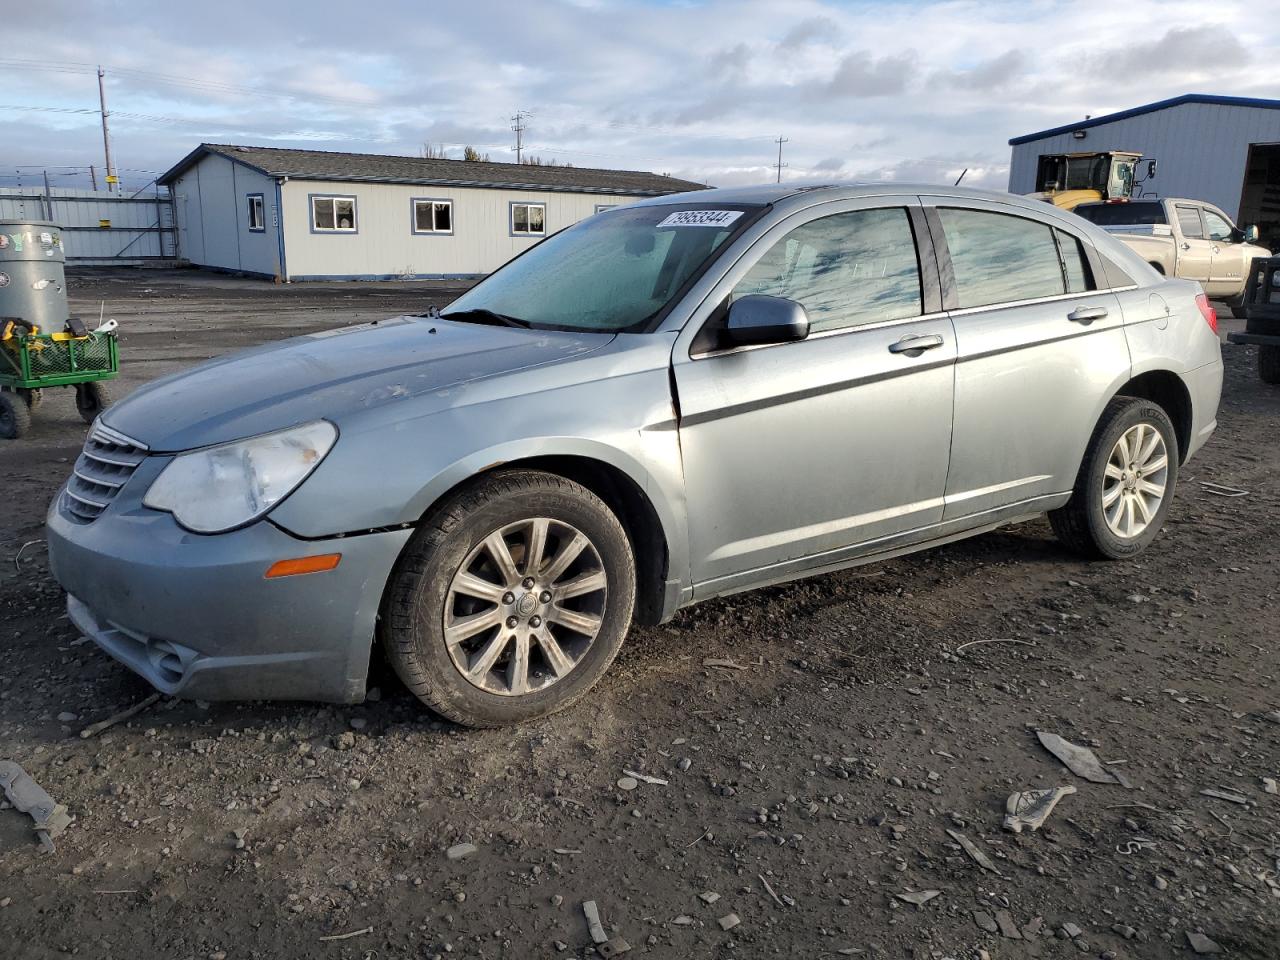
0, 220, 69, 330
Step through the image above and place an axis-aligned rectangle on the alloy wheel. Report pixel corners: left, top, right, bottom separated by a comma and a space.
1101, 422, 1169, 539
443, 518, 608, 696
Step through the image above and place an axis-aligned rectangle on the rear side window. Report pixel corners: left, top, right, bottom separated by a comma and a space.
733, 207, 922, 333
1074, 202, 1166, 226
938, 208, 1065, 308
1056, 229, 1093, 293
1176, 205, 1204, 239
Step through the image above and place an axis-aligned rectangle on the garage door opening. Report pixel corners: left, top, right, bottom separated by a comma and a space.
1239, 143, 1280, 250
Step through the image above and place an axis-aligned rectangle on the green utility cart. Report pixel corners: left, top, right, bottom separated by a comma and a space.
0, 218, 117, 439
1, 324, 116, 438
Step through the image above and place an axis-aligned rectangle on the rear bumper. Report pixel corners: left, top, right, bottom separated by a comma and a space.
1183, 359, 1223, 463
47, 491, 412, 704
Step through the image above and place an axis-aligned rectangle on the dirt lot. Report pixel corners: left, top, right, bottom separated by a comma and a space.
1, 269, 1277, 959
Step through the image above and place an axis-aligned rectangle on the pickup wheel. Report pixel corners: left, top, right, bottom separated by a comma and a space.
383, 469, 636, 727
1260, 345, 1280, 384
0, 389, 32, 440
1050, 397, 1178, 560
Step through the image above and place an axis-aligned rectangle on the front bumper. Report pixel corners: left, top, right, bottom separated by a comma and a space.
47, 481, 412, 704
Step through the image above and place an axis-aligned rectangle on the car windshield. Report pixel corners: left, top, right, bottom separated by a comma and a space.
442, 203, 763, 333
1075, 201, 1167, 226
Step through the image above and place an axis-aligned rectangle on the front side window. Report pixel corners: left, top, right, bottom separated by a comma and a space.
511, 202, 546, 236
939, 207, 1066, 308
246, 194, 264, 232
312, 196, 357, 233
444, 203, 761, 332
1176, 205, 1204, 239
1202, 208, 1234, 242
733, 208, 922, 334
413, 199, 453, 234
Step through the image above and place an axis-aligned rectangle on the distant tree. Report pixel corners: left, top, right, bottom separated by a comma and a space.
419, 142, 448, 159
462, 146, 490, 162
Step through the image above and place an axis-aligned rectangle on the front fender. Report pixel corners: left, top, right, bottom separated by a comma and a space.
268, 361, 690, 589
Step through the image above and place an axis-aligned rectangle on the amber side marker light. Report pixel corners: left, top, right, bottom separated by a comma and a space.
265, 554, 342, 579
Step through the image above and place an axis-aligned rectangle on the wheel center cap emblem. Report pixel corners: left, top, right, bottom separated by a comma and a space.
516, 593, 538, 617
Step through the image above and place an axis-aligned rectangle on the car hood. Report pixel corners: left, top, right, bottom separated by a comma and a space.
102, 316, 614, 451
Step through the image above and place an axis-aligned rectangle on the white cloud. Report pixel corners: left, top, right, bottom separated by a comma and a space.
0, 0, 1276, 194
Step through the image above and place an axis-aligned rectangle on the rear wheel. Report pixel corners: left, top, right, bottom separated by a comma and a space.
0, 390, 32, 440
1260, 345, 1280, 384
384, 470, 636, 727
75, 381, 111, 424
1050, 397, 1178, 559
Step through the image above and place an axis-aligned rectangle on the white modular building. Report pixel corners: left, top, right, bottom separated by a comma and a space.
1008, 94, 1280, 242
157, 144, 705, 282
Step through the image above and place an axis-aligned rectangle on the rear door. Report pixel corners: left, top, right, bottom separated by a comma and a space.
1172, 203, 1213, 284
671, 198, 956, 593
927, 198, 1130, 519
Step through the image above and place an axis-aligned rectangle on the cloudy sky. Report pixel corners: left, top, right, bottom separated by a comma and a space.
1, 0, 1274, 193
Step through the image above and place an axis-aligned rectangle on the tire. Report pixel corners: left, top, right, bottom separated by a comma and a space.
1260, 345, 1280, 385
1050, 397, 1179, 560
75, 381, 111, 424
0, 390, 32, 440
383, 469, 637, 727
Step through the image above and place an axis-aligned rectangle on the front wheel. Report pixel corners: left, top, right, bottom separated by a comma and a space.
0, 390, 32, 440
383, 470, 636, 727
1050, 397, 1179, 559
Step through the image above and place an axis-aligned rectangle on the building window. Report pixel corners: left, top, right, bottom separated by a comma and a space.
511, 202, 546, 236
246, 194, 265, 232
412, 198, 453, 235
311, 195, 357, 233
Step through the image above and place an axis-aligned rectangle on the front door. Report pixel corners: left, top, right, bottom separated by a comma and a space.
671, 200, 956, 595
1201, 205, 1249, 298
1173, 203, 1214, 284
927, 199, 1130, 519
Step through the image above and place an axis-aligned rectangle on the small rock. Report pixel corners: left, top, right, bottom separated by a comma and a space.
717, 913, 740, 931
896, 890, 940, 907
349, 717, 367, 730
678, 758, 692, 772
973, 911, 999, 934
1061, 923, 1083, 939
57, 712, 77, 723
1154, 876, 1169, 891
332, 732, 356, 751
550, 894, 563, 907
1263, 777, 1278, 796
447, 842, 477, 861
698, 891, 720, 905
1112, 924, 1136, 940
598, 938, 631, 958
1186, 932, 1222, 955
994, 911, 1022, 940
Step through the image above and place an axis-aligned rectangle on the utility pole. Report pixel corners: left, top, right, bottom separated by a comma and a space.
97, 66, 116, 192
511, 110, 531, 164
774, 135, 789, 183
89, 164, 98, 191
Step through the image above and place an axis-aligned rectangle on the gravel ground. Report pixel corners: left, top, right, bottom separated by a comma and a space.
0, 269, 1277, 959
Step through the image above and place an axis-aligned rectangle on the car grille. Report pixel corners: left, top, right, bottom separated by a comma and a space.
62, 422, 149, 524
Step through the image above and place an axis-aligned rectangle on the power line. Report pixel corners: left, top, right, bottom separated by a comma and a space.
510, 110, 531, 164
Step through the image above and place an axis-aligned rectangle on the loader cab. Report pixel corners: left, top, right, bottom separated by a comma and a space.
1032, 151, 1148, 211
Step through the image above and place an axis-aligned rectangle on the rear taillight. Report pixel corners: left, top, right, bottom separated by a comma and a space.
1195, 293, 1218, 334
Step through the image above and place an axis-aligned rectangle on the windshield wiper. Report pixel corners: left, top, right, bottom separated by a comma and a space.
438, 308, 533, 328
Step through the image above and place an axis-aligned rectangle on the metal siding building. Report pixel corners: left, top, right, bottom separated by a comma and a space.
1008, 95, 1280, 234
159, 144, 705, 282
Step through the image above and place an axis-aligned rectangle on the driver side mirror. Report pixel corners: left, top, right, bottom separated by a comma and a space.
1146, 160, 1158, 179
1244, 224, 1260, 244
725, 295, 810, 347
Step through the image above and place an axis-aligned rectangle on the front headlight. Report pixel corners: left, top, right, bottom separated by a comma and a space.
143, 421, 338, 533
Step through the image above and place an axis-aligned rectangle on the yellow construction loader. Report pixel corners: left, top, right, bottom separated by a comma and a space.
1029, 151, 1155, 211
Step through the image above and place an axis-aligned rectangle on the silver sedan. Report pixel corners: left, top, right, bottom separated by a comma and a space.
47, 183, 1223, 725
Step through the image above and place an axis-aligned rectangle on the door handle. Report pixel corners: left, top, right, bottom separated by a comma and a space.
1180, 242, 1191, 250
1211, 245, 1221, 254
1067, 306, 1108, 324
888, 333, 945, 355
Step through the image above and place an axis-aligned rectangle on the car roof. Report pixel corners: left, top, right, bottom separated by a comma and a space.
631, 180, 1068, 216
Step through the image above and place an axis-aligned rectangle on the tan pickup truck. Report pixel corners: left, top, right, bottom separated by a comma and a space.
1074, 198, 1270, 316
